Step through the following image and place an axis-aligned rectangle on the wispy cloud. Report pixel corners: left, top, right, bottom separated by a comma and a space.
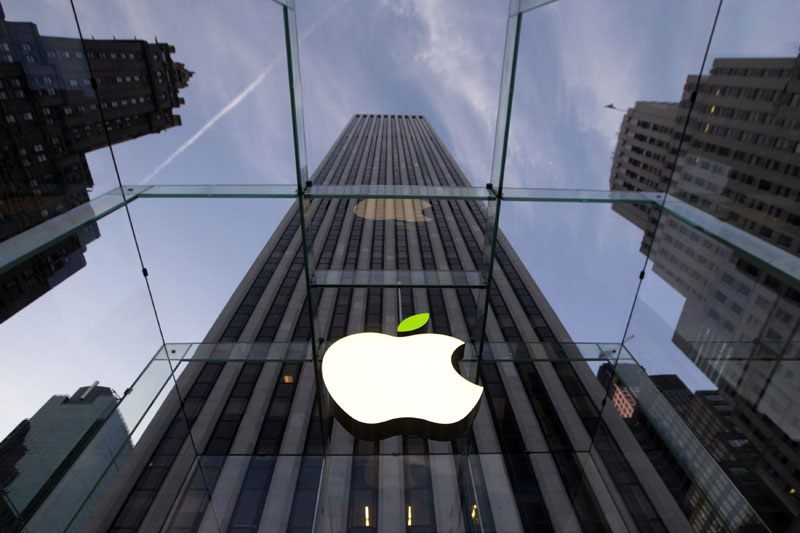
142, 0, 351, 184
399, 1, 506, 183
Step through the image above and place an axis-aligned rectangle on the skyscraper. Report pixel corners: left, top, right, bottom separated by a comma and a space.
0, 383, 130, 533
610, 54, 800, 253
599, 364, 795, 531
76, 114, 732, 532
609, 55, 800, 529
0, 6, 191, 321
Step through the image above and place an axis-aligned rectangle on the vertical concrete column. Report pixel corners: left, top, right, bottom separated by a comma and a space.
258, 363, 316, 531
196, 362, 282, 531
316, 422, 354, 533
378, 437, 404, 533
428, 440, 466, 532
471, 394, 524, 533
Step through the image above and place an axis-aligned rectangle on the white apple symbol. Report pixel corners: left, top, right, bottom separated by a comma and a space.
321, 314, 483, 440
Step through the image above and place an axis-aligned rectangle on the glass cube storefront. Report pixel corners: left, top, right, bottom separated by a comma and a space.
0, 1, 798, 531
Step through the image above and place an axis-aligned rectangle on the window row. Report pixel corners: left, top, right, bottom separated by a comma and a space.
697, 102, 799, 130
697, 121, 799, 153
635, 119, 672, 134
85, 50, 141, 61
0, 89, 24, 100
710, 66, 794, 79
687, 139, 800, 180
692, 81, 797, 102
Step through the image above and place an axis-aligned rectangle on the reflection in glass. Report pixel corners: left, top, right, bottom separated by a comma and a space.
1, 0, 795, 524
0, 384, 130, 532
0, 8, 190, 322
347, 445, 379, 532
609, 53, 800, 528
403, 437, 435, 532
353, 198, 433, 223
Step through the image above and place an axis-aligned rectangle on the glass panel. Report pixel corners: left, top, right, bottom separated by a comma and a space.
163, 455, 225, 532
69, 0, 294, 191
661, 194, 800, 284
503, 188, 653, 203
0, 188, 130, 276
599, 353, 766, 531
478, 1, 525, 373
1, 1, 797, 532
126, 197, 293, 344
625, 210, 800, 530
316, 453, 486, 532
157, 342, 314, 363
298, 5, 504, 213
0, 209, 164, 530
55, 358, 174, 532
498, 202, 644, 344
474, 342, 624, 362
0, 6, 167, 531
508, 0, 721, 193
283, 1, 309, 191
487, 9, 521, 194
136, 184, 297, 198
128, 358, 186, 447
0, 206, 163, 439
160, 341, 619, 364
614, 1, 800, 524
516, 0, 560, 15
165, 454, 327, 532
300, 196, 320, 301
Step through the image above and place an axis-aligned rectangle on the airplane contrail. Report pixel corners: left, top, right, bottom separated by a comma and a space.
141, 66, 274, 183
141, 0, 349, 184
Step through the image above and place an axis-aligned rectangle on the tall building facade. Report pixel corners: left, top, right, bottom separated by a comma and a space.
610, 55, 800, 253
609, 55, 800, 530
75, 114, 741, 532
0, 383, 130, 532
0, 6, 191, 321
600, 365, 795, 531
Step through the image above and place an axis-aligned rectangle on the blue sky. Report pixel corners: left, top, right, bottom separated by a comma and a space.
0, 0, 797, 437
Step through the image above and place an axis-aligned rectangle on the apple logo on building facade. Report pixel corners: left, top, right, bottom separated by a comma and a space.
321, 313, 483, 441
353, 198, 433, 223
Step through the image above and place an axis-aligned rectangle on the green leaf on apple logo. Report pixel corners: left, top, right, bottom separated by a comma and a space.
397, 313, 429, 333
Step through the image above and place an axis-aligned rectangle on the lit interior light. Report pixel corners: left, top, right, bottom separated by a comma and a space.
791, 488, 797, 495
704, 123, 711, 133
710, 105, 716, 114
408, 505, 412, 526
365, 506, 370, 527
283, 375, 293, 383
471, 504, 478, 520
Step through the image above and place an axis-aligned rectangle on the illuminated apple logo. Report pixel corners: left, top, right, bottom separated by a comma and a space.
322, 313, 483, 440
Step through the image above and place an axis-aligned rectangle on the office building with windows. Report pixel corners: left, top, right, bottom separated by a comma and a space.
1, 1, 797, 531
610, 54, 800, 253
0, 383, 130, 532
599, 364, 795, 531
0, 0, 797, 530
71, 113, 754, 532
609, 55, 800, 530
0, 7, 191, 321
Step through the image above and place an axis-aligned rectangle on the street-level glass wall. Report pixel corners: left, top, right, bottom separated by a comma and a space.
0, 0, 798, 531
